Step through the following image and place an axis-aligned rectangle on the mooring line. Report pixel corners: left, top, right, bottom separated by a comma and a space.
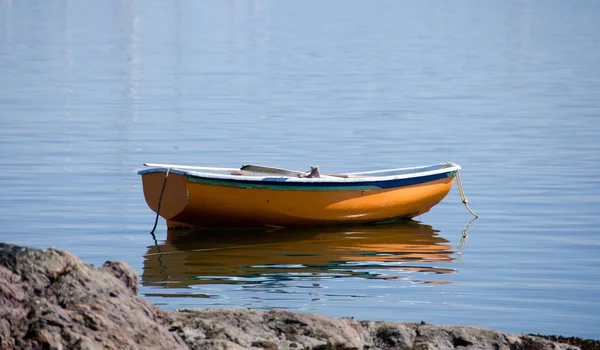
150, 168, 171, 235
443, 162, 478, 218
455, 170, 478, 218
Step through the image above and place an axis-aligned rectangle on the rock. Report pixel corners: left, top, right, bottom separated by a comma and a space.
0, 243, 186, 350
0, 242, 586, 350
169, 308, 366, 349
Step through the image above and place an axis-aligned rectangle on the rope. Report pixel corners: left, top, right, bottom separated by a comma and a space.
455, 169, 478, 218
444, 162, 478, 218
150, 168, 171, 234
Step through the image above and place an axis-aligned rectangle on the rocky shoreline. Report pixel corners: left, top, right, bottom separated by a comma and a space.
0, 242, 596, 349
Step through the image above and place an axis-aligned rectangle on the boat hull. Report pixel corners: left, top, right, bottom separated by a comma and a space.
140, 170, 456, 228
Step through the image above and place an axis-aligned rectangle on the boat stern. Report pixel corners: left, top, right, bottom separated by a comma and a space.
140, 170, 189, 221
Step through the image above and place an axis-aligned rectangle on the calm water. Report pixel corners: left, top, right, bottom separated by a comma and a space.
1, 0, 599, 340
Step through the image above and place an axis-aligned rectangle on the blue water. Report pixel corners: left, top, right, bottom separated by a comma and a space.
1, 0, 599, 339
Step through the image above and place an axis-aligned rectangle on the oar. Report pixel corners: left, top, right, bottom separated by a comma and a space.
143, 163, 240, 172
143, 163, 302, 174
240, 164, 305, 176
144, 163, 351, 178
242, 164, 349, 178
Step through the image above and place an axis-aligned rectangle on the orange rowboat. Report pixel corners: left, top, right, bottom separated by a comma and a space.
138, 162, 463, 228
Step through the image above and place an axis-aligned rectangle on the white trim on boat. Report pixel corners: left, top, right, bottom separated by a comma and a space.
138, 163, 461, 184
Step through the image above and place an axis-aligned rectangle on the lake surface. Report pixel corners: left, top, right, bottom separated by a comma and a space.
1, 0, 599, 340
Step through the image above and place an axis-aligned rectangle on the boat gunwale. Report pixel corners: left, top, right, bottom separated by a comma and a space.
137, 162, 461, 186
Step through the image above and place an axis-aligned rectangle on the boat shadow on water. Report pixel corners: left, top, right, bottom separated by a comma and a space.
142, 220, 470, 294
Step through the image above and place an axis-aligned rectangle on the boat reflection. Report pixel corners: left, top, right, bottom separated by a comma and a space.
142, 220, 457, 289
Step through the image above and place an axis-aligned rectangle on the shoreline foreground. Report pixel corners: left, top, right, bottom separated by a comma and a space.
0, 243, 595, 349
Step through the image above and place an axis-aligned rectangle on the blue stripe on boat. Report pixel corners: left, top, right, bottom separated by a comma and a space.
187, 171, 456, 191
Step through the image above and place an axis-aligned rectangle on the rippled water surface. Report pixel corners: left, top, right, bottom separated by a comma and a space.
1, 0, 599, 339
